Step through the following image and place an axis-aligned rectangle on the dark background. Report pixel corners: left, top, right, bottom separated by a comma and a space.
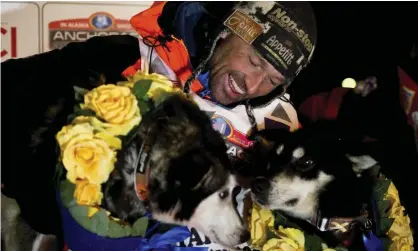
289, 2, 417, 107
289, 2, 418, 243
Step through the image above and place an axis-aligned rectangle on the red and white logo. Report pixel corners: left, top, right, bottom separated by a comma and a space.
1, 25, 17, 59
48, 12, 137, 50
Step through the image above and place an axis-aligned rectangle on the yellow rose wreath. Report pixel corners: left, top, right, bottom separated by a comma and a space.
55, 70, 414, 250
248, 177, 414, 251
55, 70, 184, 237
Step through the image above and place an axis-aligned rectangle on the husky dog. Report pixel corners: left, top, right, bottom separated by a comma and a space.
245, 120, 378, 247
102, 94, 250, 248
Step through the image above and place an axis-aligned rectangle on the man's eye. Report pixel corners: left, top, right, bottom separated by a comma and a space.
269, 78, 279, 86
249, 57, 258, 67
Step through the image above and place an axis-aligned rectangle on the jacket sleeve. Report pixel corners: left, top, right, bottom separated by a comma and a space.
1, 35, 141, 234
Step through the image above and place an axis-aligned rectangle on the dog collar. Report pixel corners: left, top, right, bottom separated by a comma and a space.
134, 128, 155, 202
308, 209, 369, 246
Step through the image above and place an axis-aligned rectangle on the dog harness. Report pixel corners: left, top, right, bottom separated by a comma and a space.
133, 122, 158, 202
309, 209, 370, 246
134, 138, 152, 202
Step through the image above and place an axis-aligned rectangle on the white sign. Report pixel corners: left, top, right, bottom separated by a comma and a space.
1, 2, 40, 62
42, 2, 152, 52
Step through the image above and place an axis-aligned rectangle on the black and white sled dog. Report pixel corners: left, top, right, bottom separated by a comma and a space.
246, 120, 379, 247
102, 93, 250, 248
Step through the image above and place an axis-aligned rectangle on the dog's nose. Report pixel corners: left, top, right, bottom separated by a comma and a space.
239, 231, 251, 243
251, 177, 270, 194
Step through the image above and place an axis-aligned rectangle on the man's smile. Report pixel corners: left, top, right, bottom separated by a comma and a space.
223, 73, 246, 101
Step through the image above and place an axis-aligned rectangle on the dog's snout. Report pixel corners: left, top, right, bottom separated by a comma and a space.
239, 230, 251, 244
251, 177, 270, 194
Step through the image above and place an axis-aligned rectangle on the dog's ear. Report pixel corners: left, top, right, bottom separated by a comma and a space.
249, 128, 292, 154
346, 154, 378, 176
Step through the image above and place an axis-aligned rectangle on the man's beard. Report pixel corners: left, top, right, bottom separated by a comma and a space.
208, 72, 246, 107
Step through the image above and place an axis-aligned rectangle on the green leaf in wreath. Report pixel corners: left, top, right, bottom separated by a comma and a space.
90, 209, 111, 236
379, 217, 394, 235
373, 179, 391, 202
273, 211, 301, 230
265, 228, 277, 241
138, 99, 152, 116
60, 180, 77, 207
377, 200, 391, 218
122, 125, 139, 147
380, 237, 392, 251
273, 211, 288, 227
74, 86, 89, 102
132, 80, 153, 101
334, 246, 349, 251
68, 205, 93, 231
54, 162, 65, 187
304, 234, 324, 251
153, 89, 175, 107
67, 113, 76, 124
108, 220, 132, 238
131, 216, 149, 237
73, 105, 96, 118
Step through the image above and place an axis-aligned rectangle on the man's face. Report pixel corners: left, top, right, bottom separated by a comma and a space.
209, 34, 286, 105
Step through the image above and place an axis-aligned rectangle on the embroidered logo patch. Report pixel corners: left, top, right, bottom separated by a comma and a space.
223, 9, 263, 44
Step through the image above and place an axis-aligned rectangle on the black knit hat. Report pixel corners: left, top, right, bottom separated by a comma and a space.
223, 1, 317, 84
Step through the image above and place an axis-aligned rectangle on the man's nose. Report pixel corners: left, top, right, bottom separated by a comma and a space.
245, 70, 266, 95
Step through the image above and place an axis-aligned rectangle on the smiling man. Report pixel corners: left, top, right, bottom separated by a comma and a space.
1, 1, 317, 249
188, 2, 317, 110
209, 34, 287, 105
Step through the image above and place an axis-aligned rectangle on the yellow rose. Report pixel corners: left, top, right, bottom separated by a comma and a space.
384, 182, 414, 244
56, 121, 120, 184
385, 182, 401, 208
56, 122, 95, 150
275, 226, 305, 250
74, 180, 103, 206
88, 207, 101, 217
81, 84, 141, 135
88, 207, 121, 223
119, 71, 174, 89
387, 206, 413, 242
250, 203, 275, 247
389, 236, 414, 251
262, 226, 305, 251
57, 119, 122, 151
73, 115, 138, 138
146, 81, 182, 100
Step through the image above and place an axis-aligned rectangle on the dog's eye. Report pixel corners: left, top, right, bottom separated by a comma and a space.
304, 160, 314, 166
285, 198, 299, 206
219, 190, 229, 200
295, 158, 315, 171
